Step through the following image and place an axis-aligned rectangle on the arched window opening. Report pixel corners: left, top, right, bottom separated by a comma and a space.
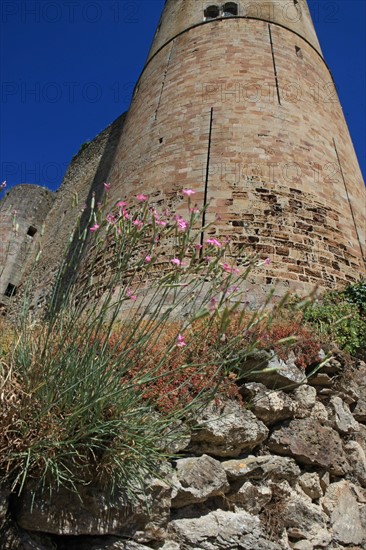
204, 5, 220, 20
223, 2, 238, 16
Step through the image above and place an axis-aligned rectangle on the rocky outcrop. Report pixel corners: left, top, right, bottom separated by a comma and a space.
1, 357, 366, 549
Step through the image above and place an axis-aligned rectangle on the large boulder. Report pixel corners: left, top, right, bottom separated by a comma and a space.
168, 509, 282, 549
171, 455, 229, 508
345, 441, 366, 487
188, 400, 268, 457
267, 418, 349, 475
15, 476, 172, 538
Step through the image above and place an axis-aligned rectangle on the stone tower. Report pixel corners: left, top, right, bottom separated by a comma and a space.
2, 0, 365, 312
105, 0, 365, 297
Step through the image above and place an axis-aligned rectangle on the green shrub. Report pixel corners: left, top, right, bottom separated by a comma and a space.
303, 289, 366, 358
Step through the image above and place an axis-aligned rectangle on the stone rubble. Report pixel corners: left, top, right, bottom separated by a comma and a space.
1, 356, 366, 549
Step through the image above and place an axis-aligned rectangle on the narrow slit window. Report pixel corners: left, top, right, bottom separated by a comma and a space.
4, 283, 17, 298
204, 5, 220, 20
223, 2, 238, 16
27, 225, 37, 237
295, 46, 303, 58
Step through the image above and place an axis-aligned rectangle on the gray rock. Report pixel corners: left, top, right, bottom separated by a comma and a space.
188, 399, 268, 457
0, 519, 55, 550
297, 473, 323, 500
241, 382, 297, 424
240, 351, 306, 389
353, 398, 366, 422
269, 481, 330, 547
268, 418, 349, 475
0, 482, 9, 530
168, 509, 282, 549
291, 542, 313, 550
309, 401, 329, 422
322, 480, 365, 545
56, 539, 152, 550
329, 396, 360, 434
15, 476, 171, 537
292, 385, 317, 417
226, 480, 272, 513
222, 455, 300, 484
345, 441, 366, 488
171, 455, 229, 508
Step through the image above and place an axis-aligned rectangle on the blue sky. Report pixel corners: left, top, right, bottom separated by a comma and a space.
1, 0, 365, 192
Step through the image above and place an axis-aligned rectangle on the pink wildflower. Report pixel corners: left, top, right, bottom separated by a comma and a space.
208, 297, 218, 312
136, 194, 148, 202
117, 201, 127, 208
182, 189, 195, 196
176, 334, 186, 347
145, 255, 152, 263
190, 207, 200, 214
90, 224, 100, 232
195, 244, 203, 251
177, 217, 189, 232
264, 257, 271, 266
106, 213, 116, 224
171, 258, 181, 266
126, 289, 137, 301
103, 182, 111, 190
0, 181, 6, 190
221, 263, 240, 274
157, 220, 167, 227
133, 220, 143, 230
206, 238, 222, 248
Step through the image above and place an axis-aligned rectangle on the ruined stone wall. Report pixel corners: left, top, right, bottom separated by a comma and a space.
0, 185, 54, 312
15, 114, 126, 312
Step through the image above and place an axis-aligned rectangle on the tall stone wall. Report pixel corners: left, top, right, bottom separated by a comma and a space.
0, 185, 54, 312
104, 0, 365, 299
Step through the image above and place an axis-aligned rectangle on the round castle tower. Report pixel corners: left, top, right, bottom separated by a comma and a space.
0, 185, 54, 310
106, 0, 365, 296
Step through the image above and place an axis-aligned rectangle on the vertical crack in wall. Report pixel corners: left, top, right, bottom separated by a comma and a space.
333, 137, 366, 266
154, 40, 175, 121
268, 24, 281, 106
200, 108, 214, 249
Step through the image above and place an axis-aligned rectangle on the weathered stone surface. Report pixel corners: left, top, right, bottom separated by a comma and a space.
241, 382, 296, 424
171, 455, 229, 508
291, 541, 313, 550
345, 441, 366, 488
0, 482, 9, 530
0, 519, 55, 550
268, 418, 349, 475
56, 538, 152, 550
15, 477, 171, 537
240, 351, 305, 389
322, 480, 365, 545
222, 455, 300, 484
353, 398, 366, 422
329, 396, 360, 434
297, 473, 323, 500
309, 401, 329, 422
188, 400, 268, 457
292, 385, 317, 417
269, 481, 329, 546
226, 481, 272, 513
168, 510, 282, 549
